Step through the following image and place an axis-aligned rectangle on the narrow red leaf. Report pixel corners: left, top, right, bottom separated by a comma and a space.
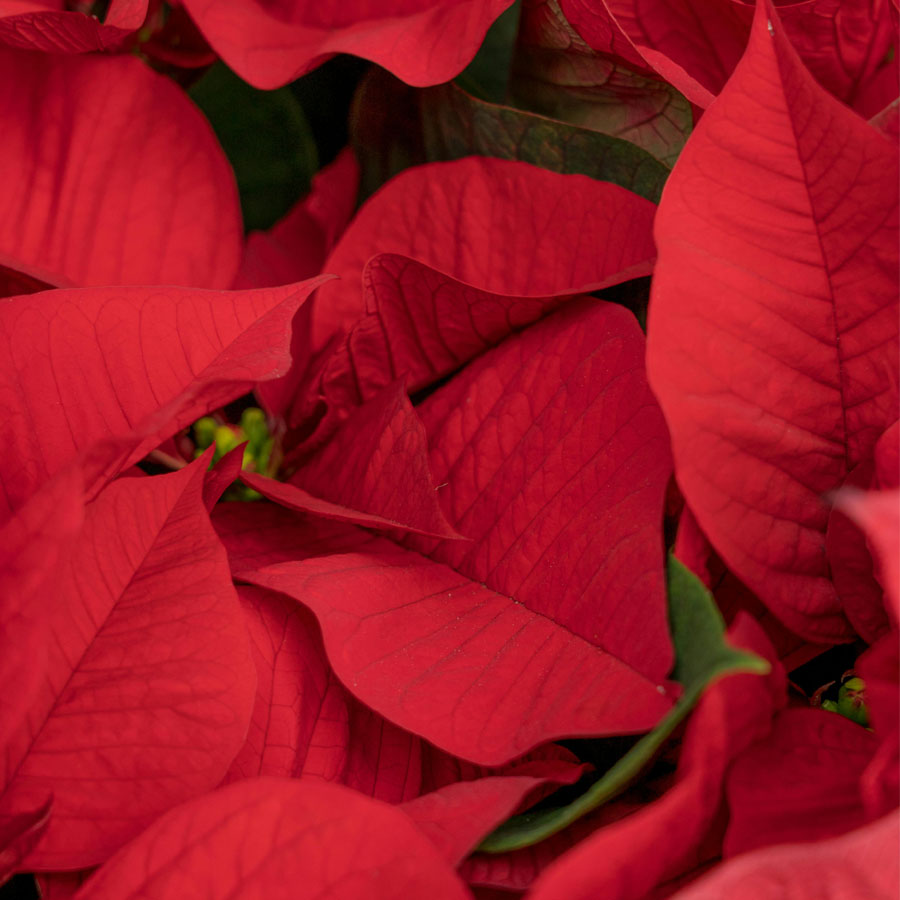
287, 381, 463, 539
0, 50, 241, 288
668, 812, 899, 900
311, 157, 657, 350
179, 0, 514, 89
647, 0, 899, 641
74, 778, 472, 899
202, 444, 246, 512
211, 501, 377, 574
0, 459, 256, 869
724, 708, 877, 857
407, 298, 674, 681
0, 0, 147, 52
242, 543, 672, 766
0, 277, 327, 517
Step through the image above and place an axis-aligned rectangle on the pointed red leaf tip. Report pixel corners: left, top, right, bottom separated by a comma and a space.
281, 380, 463, 539
647, 0, 899, 643
0, 458, 256, 870
310, 157, 658, 351
725, 708, 878, 858
562, 0, 752, 107
0, 0, 147, 52
401, 762, 588, 866
0, 468, 82, 754
0, 49, 240, 289
522, 614, 784, 900
408, 297, 674, 681
243, 548, 671, 767
0, 796, 51, 884
179, 0, 513, 89
0, 277, 328, 518
202, 443, 246, 512
668, 812, 899, 900
73, 777, 472, 900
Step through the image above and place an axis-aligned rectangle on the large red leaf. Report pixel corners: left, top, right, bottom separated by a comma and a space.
0, 277, 326, 517
669, 812, 899, 900
74, 777, 472, 899
724, 708, 878, 857
407, 297, 674, 681
243, 547, 671, 765
0, 50, 241, 289
0, 468, 82, 752
0, 459, 256, 869
0, 0, 147, 52
310, 157, 657, 350
179, 0, 513, 89
647, 0, 899, 641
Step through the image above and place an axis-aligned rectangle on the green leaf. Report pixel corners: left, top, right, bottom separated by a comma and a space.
456, 0, 522, 103
509, 0, 691, 167
190, 63, 318, 232
421, 82, 669, 203
477, 555, 769, 853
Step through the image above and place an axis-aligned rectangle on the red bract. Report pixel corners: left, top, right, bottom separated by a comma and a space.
647, 0, 899, 642
669, 811, 899, 900
0, 278, 326, 516
0, 0, 147, 52
0, 50, 241, 290
0, 458, 256, 869
178, 0, 514, 89
72, 778, 472, 898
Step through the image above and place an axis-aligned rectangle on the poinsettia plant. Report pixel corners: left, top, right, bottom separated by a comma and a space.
0, 0, 897, 897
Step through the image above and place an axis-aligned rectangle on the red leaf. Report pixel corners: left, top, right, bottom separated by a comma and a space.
523, 614, 785, 900
178, 0, 514, 89
556, 0, 652, 75
836, 488, 900, 622
647, 0, 899, 642
243, 542, 672, 766
407, 298, 674, 681
724, 708, 877, 857
0, 468, 82, 752
0, 796, 51, 884
874, 421, 898, 488
285, 381, 462, 539
0, 0, 147, 52
0, 459, 256, 869
202, 444, 246, 512
311, 157, 657, 351
0, 277, 326, 517
211, 500, 377, 574
74, 778, 472, 899
0, 50, 241, 288
35, 871, 91, 900
668, 812, 899, 900
401, 762, 588, 866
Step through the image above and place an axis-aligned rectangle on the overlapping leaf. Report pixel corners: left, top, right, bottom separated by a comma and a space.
647, 0, 899, 641
73, 778, 471, 899
242, 297, 674, 764
310, 156, 658, 350
0, 50, 241, 288
0, 277, 326, 516
179, 0, 515, 89
0, 460, 257, 869
0, 0, 146, 52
